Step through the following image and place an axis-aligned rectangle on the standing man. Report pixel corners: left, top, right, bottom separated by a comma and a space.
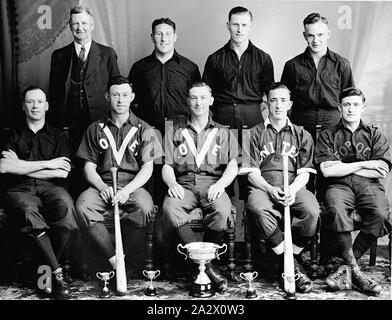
48, 5, 120, 196
281, 12, 355, 142
129, 17, 201, 135
161, 82, 239, 293
315, 87, 391, 296
240, 83, 320, 294
203, 6, 274, 136
129, 17, 201, 206
0, 86, 80, 298
75, 76, 162, 281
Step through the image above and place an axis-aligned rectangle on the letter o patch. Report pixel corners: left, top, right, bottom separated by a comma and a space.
99, 138, 109, 149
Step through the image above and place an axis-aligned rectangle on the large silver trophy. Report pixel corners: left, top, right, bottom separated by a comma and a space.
177, 242, 227, 298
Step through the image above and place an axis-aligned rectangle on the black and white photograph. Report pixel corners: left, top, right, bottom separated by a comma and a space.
0, 0, 391, 310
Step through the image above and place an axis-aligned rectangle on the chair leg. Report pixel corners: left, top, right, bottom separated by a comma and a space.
226, 229, 240, 281
369, 239, 378, 266
309, 233, 319, 279
145, 221, 155, 271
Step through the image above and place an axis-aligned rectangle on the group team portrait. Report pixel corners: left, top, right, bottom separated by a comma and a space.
0, 0, 391, 303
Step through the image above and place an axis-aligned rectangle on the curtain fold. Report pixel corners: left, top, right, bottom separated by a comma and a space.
0, 0, 17, 126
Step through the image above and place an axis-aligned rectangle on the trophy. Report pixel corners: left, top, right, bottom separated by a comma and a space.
177, 242, 227, 298
142, 270, 160, 296
240, 271, 258, 298
96, 271, 115, 298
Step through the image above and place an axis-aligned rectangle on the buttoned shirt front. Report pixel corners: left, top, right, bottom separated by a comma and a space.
77, 112, 162, 186
129, 50, 201, 122
164, 117, 238, 178
240, 117, 316, 186
281, 48, 354, 113
202, 41, 274, 106
315, 120, 392, 174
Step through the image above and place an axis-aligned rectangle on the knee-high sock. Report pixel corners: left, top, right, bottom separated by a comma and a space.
49, 228, 72, 263
87, 223, 115, 259
34, 232, 60, 271
353, 231, 377, 261
334, 232, 358, 268
204, 229, 225, 245
176, 224, 197, 244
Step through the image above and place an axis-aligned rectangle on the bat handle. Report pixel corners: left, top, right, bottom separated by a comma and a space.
110, 167, 118, 194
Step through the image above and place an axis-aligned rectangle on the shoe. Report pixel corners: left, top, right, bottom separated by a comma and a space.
52, 270, 70, 299
205, 264, 228, 293
294, 260, 313, 293
326, 265, 352, 291
351, 267, 382, 296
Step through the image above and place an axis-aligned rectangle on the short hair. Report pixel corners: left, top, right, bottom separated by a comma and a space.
188, 81, 212, 95
303, 12, 328, 27
228, 6, 253, 21
106, 76, 133, 93
266, 82, 291, 99
339, 87, 366, 103
22, 85, 46, 101
69, 5, 93, 23
152, 18, 176, 34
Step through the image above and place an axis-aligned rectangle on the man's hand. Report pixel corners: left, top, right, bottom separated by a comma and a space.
47, 157, 71, 171
168, 183, 185, 199
99, 185, 114, 204
112, 187, 131, 206
1, 149, 18, 160
267, 185, 286, 205
207, 182, 225, 202
283, 187, 296, 207
363, 160, 389, 175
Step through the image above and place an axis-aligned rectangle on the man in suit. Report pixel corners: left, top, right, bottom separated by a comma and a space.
48, 5, 120, 199
49, 5, 120, 158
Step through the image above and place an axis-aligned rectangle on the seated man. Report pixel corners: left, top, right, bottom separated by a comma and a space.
240, 82, 319, 294
161, 81, 239, 293
75, 76, 162, 285
0, 86, 79, 298
315, 87, 391, 296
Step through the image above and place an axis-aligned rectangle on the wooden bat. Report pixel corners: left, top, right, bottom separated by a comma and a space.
110, 167, 127, 296
282, 154, 296, 299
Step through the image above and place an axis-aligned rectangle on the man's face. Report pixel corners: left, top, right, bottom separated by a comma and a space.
106, 84, 135, 115
188, 86, 214, 118
267, 88, 293, 121
70, 12, 94, 44
303, 21, 330, 54
151, 23, 177, 55
23, 89, 48, 121
227, 13, 253, 45
338, 95, 365, 125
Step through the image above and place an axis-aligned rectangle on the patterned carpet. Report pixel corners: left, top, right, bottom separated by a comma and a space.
1, 248, 390, 301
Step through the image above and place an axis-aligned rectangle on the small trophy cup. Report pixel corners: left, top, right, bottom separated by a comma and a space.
240, 271, 258, 298
142, 270, 160, 296
96, 271, 115, 298
177, 242, 227, 298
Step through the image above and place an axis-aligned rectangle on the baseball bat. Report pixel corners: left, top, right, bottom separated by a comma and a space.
282, 154, 296, 299
110, 167, 128, 296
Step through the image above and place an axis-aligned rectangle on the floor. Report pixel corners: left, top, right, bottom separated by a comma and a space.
1, 245, 390, 301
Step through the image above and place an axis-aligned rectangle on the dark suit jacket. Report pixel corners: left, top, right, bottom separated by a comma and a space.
48, 40, 120, 127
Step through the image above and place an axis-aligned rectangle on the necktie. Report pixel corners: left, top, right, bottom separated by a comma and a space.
79, 45, 86, 63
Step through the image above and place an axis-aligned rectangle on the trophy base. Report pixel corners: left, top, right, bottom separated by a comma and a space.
145, 287, 157, 296
99, 289, 112, 299
284, 292, 297, 300
246, 290, 258, 299
190, 283, 215, 298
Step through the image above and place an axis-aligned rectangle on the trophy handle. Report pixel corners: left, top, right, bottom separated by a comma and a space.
109, 271, 115, 279
216, 243, 227, 260
239, 272, 246, 280
177, 244, 188, 260
96, 272, 103, 280
154, 270, 161, 279
142, 270, 149, 278
252, 271, 258, 279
